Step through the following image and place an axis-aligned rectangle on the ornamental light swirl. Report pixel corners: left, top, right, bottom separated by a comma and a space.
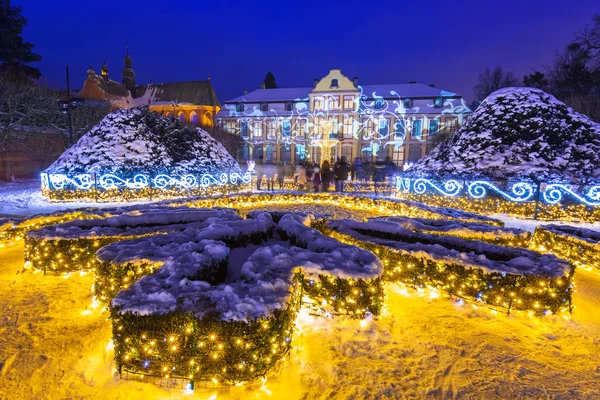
99, 174, 149, 190
413, 178, 462, 197
467, 181, 535, 202
543, 184, 600, 206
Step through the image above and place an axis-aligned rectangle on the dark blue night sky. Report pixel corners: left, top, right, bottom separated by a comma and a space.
17, 0, 600, 102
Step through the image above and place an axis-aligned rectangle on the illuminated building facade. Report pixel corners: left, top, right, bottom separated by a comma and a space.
215, 69, 471, 166
79, 50, 220, 127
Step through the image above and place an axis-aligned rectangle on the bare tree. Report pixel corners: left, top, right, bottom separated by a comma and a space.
474, 66, 520, 100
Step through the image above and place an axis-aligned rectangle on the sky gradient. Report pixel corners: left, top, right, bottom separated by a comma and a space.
17, 0, 600, 103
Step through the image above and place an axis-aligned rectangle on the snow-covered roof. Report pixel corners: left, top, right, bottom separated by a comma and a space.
224, 83, 461, 104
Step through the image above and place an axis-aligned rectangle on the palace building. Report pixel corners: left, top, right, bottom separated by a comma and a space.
215, 69, 471, 166
79, 49, 220, 127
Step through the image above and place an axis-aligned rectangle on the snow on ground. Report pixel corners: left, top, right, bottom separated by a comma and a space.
2, 204, 600, 398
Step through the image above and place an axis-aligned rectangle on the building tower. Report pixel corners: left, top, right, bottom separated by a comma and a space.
101, 57, 108, 81
122, 46, 136, 92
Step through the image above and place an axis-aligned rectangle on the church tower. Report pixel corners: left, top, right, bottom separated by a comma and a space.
101, 57, 108, 81
122, 47, 136, 92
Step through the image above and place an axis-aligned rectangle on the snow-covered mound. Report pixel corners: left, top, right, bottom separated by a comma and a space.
45, 107, 242, 176
407, 87, 600, 182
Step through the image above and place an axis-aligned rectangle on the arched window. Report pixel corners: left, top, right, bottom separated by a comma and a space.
242, 145, 250, 160
190, 112, 198, 125
253, 146, 263, 160
165, 112, 173, 118
330, 79, 339, 88
178, 112, 185, 122
266, 144, 275, 161
203, 111, 212, 126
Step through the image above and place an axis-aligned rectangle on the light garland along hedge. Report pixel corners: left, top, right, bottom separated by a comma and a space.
251, 176, 396, 195
24, 207, 240, 275
324, 219, 575, 316
97, 212, 383, 386
531, 225, 600, 270
41, 183, 251, 203
368, 216, 532, 247
178, 192, 503, 226
398, 192, 600, 223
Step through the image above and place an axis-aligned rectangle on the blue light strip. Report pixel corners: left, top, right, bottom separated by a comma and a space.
396, 177, 600, 206
41, 171, 252, 191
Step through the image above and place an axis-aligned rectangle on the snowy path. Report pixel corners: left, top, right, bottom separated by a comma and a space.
1, 239, 600, 399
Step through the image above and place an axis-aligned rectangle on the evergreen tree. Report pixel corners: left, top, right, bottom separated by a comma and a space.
523, 71, 548, 90
0, 0, 42, 83
263, 72, 277, 89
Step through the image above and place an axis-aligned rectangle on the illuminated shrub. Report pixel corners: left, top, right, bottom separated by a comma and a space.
98, 212, 383, 385
367, 216, 532, 247
531, 224, 600, 270
24, 207, 240, 275
325, 218, 574, 315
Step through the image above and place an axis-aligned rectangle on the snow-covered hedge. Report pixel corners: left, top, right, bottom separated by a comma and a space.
367, 216, 532, 247
99, 213, 383, 384
406, 87, 600, 182
531, 224, 600, 270
24, 207, 240, 275
182, 192, 503, 226
325, 218, 574, 315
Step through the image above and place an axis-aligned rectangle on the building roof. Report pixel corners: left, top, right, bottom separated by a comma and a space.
79, 73, 220, 108
223, 82, 461, 104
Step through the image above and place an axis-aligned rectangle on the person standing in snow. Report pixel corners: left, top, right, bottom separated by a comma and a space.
311, 166, 321, 192
255, 156, 264, 190
295, 161, 307, 190
277, 162, 286, 189
265, 159, 275, 191
334, 156, 350, 192
320, 160, 333, 192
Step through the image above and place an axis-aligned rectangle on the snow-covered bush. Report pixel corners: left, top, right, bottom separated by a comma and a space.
367, 216, 532, 247
531, 224, 600, 270
407, 87, 600, 183
183, 192, 503, 226
325, 218, 574, 315
25, 207, 239, 274
98, 212, 383, 385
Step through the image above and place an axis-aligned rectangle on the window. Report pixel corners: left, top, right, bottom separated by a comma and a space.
267, 121, 276, 139
295, 144, 306, 161
225, 120, 235, 134
341, 145, 352, 162
253, 146, 263, 160
260, 103, 268, 112
392, 146, 405, 166
203, 111, 212, 126
343, 115, 353, 138
428, 119, 439, 136
240, 121, 249, 138
394, 119, 406, 138
328, 96, 339, 110
378, 119, 389, 138
403, 98, 412, 109
296, 118, 307, 138
343, 96, 354, 110
242, 145, 250, 160
375, 98, 384, 110
165, 112, 172, 118
433, 98, 443, 108
314, 97, 324, 110
282, 120, 291, 137
375, 143, 386, 160
330, 78, 339, 88
190, 112, 198, 124
444, 117, 458, 134
285, 102, 293, 111
315, 116, 324, 135
408, 144, 422, 162
361, 145, 372, 159
178, 112, 185, 122
253, 121, 263, 138
236, 103, 245, 112
331, 116, 340, 138
412, 119, 422, 139
281, 145, 291, 162
266, 144, 275, 161
364, 119, 376, 139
